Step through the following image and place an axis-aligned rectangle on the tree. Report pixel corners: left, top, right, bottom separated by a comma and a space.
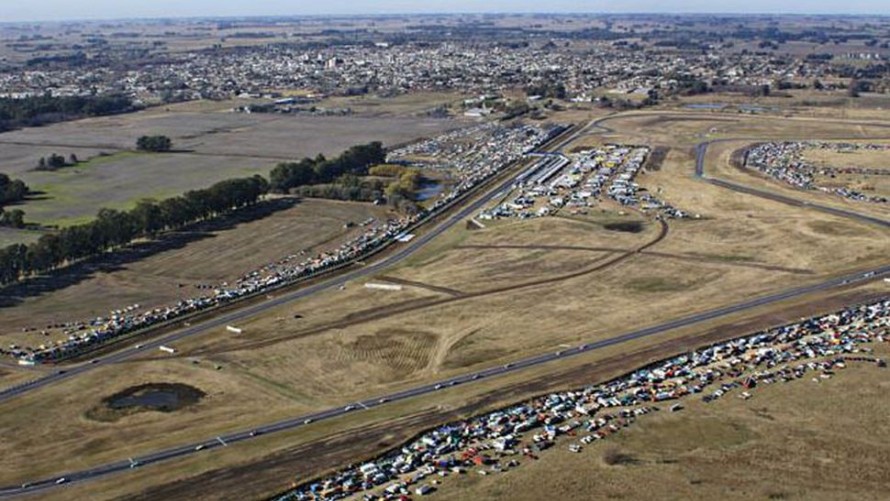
0, 208, 26, 228
48, 153, 67, 169
136, 135, 173, 152
131, 199, 163, 237
0, 173, 29, 205
269, 142, 386, 193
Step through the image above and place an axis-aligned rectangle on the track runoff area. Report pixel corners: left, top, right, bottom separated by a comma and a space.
3, 119, 889, 496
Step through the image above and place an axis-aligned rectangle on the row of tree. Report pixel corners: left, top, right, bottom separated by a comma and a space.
0, 175, 268, 286
0, 94, 134, 132
36, 153, 78, 171
0, 142, 387, 286
269, 142, 386, 193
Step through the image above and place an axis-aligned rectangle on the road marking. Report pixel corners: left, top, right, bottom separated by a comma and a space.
216, 436, 227, 447
357, 402, 369, 410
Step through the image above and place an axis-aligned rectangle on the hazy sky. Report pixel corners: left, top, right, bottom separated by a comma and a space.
4, 1, 889, 23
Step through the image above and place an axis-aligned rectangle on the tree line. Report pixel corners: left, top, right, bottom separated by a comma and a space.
269, 142, 386, 193
0, 94, 135, 132
0, 175, 268, 286
0, 141, 388, 287
36, 153, 79, 171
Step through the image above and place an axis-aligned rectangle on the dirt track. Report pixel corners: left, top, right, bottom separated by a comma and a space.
374, 275, 465, 296
121, 286, 887, 501
456, 244, 812, 274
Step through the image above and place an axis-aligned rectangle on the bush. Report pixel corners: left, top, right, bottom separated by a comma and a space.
136, 135, 173, 152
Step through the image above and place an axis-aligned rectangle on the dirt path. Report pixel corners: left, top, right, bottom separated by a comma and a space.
457, 244, 812, 274
374, 275, 465, 297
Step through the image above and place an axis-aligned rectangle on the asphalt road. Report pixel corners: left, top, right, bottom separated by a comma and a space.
3, 117, 889, 497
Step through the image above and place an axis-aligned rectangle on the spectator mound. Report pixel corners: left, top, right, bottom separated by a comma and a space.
87, 383, 206, 422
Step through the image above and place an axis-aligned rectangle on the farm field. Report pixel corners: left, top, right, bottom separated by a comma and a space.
0, 106, 460, 227
0, 198, 391, 345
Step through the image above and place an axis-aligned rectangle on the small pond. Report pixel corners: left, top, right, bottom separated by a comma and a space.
106, 383, 205, 412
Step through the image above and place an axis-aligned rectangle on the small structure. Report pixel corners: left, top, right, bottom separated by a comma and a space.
364, 283, 403, 291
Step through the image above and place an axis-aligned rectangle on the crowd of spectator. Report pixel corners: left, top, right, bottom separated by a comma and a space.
277, 299, 888, 500
3, 123, 564, 364
744, 142, 889, 204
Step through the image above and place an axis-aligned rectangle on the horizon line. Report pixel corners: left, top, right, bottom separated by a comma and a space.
3, 11, 890, 25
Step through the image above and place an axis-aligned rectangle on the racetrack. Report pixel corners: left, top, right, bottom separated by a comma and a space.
2, 112, 889, 498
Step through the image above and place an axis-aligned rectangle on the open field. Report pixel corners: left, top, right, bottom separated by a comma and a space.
802, 144, 890, 199
0, 107, 459, 227
437, 341, 890, 501
803, 143, 890, 171
0, 109, 888, 500
0, 198, 390, 344
0, 227, 46, 247
317, 92, 469, 118
668, 89, 890, 122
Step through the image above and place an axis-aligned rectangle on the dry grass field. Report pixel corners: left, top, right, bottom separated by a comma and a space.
0, 108, 887, 500
436, 342, 890, 501
802, 144, 890, 198
0, 198, 390, 344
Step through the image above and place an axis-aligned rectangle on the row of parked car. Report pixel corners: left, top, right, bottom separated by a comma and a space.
479, 145, 693, 221
277, 299, 888, 500
744, 141, 889, 204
